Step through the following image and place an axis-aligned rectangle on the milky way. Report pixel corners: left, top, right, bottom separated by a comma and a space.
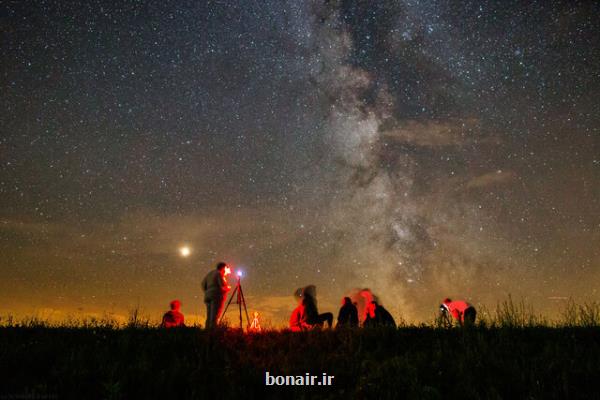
1, 1, 598, 324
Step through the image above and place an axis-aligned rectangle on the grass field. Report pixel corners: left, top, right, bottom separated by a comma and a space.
2, 299, 600, 399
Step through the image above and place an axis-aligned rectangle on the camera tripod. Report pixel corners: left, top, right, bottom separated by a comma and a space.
219, 275, 250, 329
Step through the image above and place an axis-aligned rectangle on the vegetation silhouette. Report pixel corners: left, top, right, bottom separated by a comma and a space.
1, 298, 600, 399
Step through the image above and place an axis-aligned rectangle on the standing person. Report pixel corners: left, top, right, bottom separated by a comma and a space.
161, 299, 185, 328
202, 262, 231, 329
440, 298, 477, 326
336, 297, 359, 328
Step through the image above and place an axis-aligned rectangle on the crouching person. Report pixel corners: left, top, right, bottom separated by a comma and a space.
440, 298, 477, 327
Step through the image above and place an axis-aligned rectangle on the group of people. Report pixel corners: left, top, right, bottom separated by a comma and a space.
161, 262, 478, 329
289, 287, 398, 331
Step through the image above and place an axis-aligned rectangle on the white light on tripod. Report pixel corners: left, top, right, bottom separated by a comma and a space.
237, 270, 243, 277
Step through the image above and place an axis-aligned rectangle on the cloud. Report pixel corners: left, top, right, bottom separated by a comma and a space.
466, 170, 516, 189
0, 218, 68, 236
381, 119, 479, 147
1, 206, 300, 261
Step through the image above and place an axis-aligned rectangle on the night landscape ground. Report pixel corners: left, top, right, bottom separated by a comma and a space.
3, 299, 600, 400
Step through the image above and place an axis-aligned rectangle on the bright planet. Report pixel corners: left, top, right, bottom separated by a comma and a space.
179, 246, 191, 258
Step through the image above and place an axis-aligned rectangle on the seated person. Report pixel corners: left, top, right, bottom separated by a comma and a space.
289, 300, 312, 332
161, 299, 185, 328
289, 285, 333, 330
336, 297, 359, 328
302, 286, 333, 329
363, 301, 396, 328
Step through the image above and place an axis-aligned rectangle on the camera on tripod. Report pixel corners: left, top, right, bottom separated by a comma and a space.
219, 267, 251, 330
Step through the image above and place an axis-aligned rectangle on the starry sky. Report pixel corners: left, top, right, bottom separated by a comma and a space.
1, 0, 599, 325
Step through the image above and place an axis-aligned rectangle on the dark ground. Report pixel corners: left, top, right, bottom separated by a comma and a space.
1, 325, 600, 399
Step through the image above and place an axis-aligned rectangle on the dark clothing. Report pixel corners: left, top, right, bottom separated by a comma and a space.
205, 295, 226, 329
377, 306, 396, 327
337, 303, 359, 328
303, 295, 333, 328
311, 312, 334, 328
463, 306, 477, 326
364, 305, 396, 328
161, 310, 185, 328
202, 269, 228, 328
202, 270, 227, 302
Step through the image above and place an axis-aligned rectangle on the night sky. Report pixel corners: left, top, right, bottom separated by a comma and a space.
1, 0, 599, 325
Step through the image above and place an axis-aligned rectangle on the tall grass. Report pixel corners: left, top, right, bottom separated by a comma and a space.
559, 299, 600, 327
491, 295, 548, 328
3, 298, 600, 329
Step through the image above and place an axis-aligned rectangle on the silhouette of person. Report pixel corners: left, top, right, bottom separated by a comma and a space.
363, 301, 396, 327
302, 285, 333, 329
440, 298, 476, 326
161, 299, 185, 328
337, 297, 359, 328
201, 262, 231, 329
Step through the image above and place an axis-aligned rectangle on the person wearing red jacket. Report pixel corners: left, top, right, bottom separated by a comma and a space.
289, 287, 315, 331
289, 301, 312, 332
289, 285, 333, 331
440, 298, 476, 326
161, 299, 185, 328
